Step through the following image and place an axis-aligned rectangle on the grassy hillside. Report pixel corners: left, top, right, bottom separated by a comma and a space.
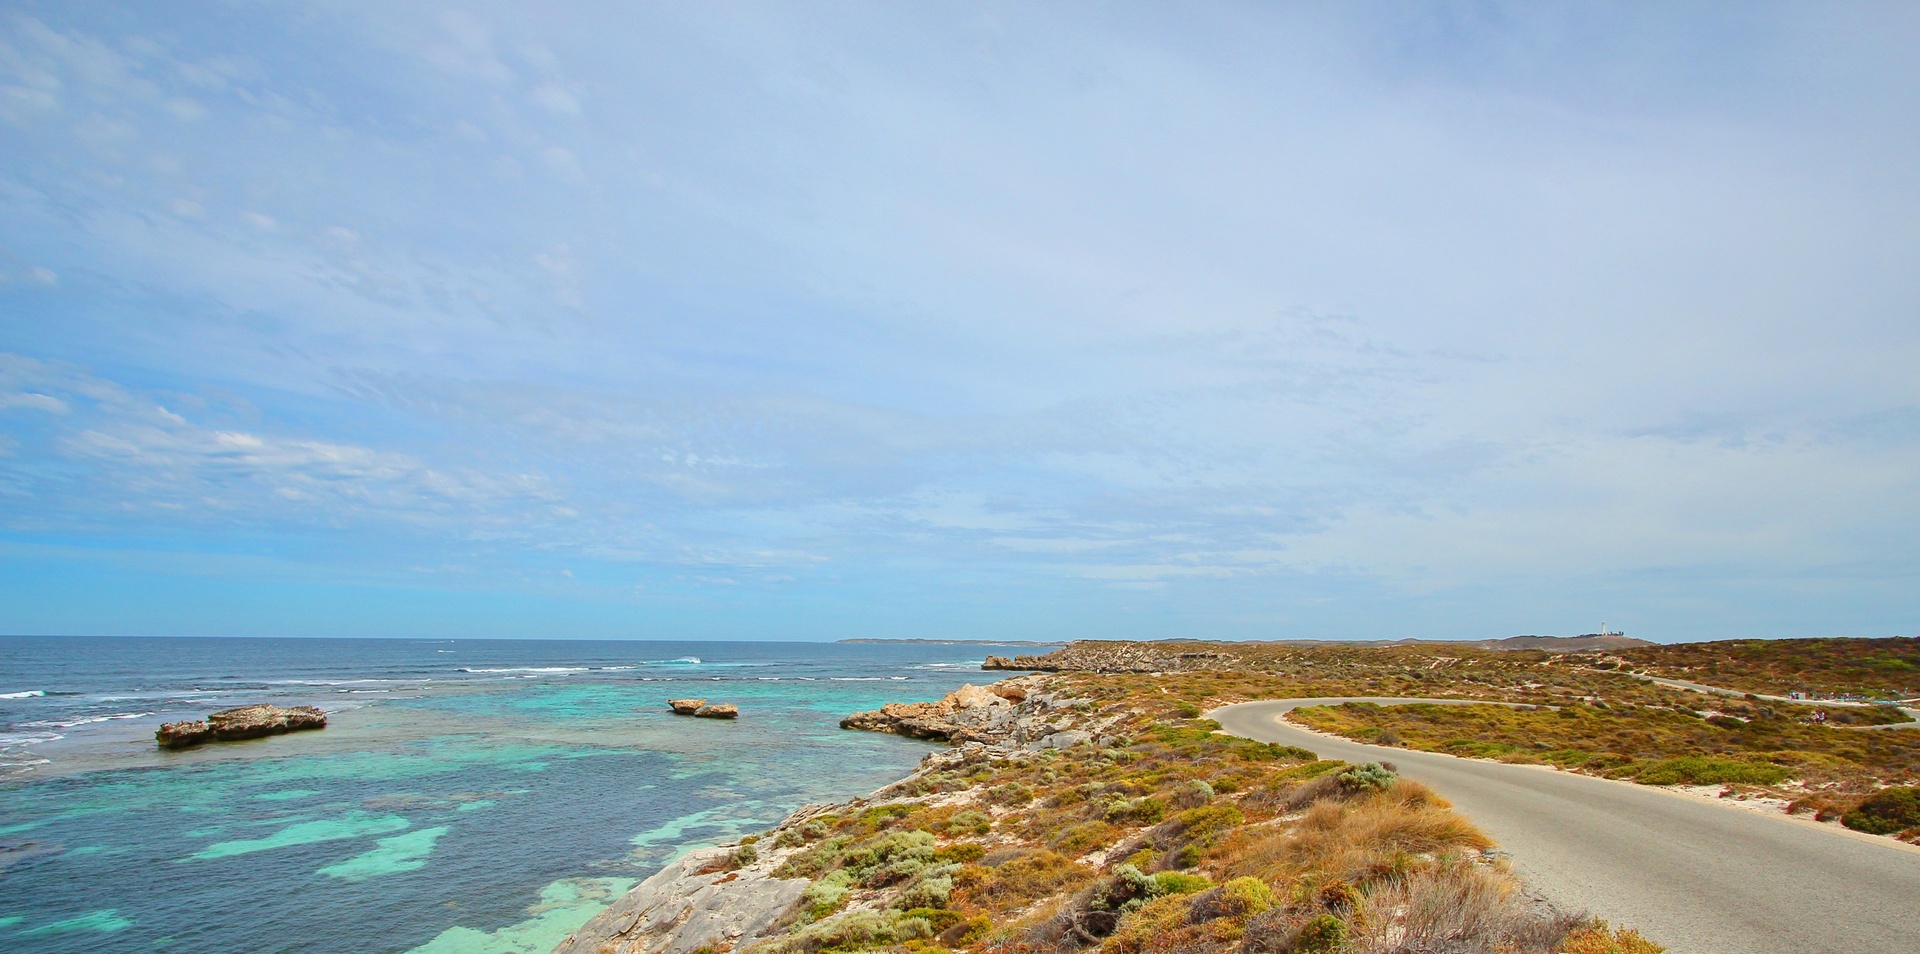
1605, 637, 1920, 699
993, 639, 1920, 838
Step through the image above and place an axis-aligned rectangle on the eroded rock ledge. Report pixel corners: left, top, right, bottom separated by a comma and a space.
840, 682, 1122, 753
155, 704, 327, 749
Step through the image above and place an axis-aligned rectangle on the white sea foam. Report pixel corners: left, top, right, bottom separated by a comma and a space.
0, 731, 63, 746
598, 666, 638, 671
0, 690, 45, 699
25, 711, 155, 730
460, 667, 592, 674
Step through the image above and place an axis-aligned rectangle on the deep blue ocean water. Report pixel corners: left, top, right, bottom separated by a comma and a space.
0, 637, 1022, 953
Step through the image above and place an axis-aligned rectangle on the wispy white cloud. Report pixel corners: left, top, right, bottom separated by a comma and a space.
0, 355, 561, 536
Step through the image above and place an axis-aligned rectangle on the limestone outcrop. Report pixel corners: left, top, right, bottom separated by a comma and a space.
693, 703, 738, 719
667, 698, 706, 715
550, 838, 812, 954
155, 704, 327, 749
838, 679, 1104, 751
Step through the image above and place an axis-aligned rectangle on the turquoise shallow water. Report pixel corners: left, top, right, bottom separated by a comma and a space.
0, 637, 1012, 953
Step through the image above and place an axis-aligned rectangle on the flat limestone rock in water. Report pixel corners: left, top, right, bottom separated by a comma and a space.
155, 704, 326, 749
667, 698, 706, 715
693, 703, 738, 719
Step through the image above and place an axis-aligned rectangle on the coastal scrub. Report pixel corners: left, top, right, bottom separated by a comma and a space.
555, 675, 1663, 954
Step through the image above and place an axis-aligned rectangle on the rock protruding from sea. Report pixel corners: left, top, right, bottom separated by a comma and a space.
156, 704, 327, 749
693, 703, 738, 719
839, 680, 1093, 749
667, 698, 706, 715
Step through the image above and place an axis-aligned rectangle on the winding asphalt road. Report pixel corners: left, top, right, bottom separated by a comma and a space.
1212, 698, 1920, 954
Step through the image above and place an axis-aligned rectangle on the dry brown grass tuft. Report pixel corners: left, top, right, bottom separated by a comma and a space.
1558, 922, 1667, 954
1212, 779, 1490, 891
1348, 861, 1580, 954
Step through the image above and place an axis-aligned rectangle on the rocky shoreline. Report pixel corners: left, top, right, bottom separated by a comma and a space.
553, 679, 1112, 954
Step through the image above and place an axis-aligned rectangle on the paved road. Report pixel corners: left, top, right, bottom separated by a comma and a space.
1212, 698, 1920, 954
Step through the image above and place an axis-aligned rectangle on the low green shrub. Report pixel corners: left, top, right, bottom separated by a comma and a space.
1052, 820, 1116, 855
1626, 757, 1792, 786
1291, 913, 1349, 954
1266, 760, 1347, 786
857, 803, 913, 828
1337, 762, 1399, 792
940, 809, 993, 836
1105, 795, 1170, 825
894, 872, 954, 909
790, 909, 931, 953
934, 841, 985, 864
1195, 876, 1274, 921
800, 871, 852, 920
990, 782, 1034, 805
1842, 786, 1920, 835
1170, 804, 1245, 841
1153, 871, 1213, 895
901, 908, 965, 933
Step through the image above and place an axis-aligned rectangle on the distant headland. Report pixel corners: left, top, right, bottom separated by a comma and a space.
835, 638, 1070, 646
840, 634, 1650, 650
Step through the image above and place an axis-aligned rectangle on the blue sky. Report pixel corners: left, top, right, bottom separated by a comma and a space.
1, 2, 1916, 642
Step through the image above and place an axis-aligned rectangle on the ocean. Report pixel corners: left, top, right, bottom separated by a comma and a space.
0, 636, 1014, 953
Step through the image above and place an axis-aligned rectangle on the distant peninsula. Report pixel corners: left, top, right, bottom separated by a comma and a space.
835, 638, 1069, 646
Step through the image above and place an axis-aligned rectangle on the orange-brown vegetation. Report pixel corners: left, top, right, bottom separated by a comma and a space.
736, 676, 1660, 954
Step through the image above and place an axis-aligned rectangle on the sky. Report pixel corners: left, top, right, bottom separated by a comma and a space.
1, 2, 1917, 642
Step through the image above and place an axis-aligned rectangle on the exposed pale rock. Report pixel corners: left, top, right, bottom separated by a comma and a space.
155, 704, 326, 749
1028, 729, 1093, 750
667, 698, 706, 715
839, 679, 1098, 749
550, 844, 807, 954
948, 683, 1010, 709
693, 703, 738, 719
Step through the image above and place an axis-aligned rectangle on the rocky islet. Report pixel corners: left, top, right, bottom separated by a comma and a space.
154, 704, 327, 749
668, 698, 740, 719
